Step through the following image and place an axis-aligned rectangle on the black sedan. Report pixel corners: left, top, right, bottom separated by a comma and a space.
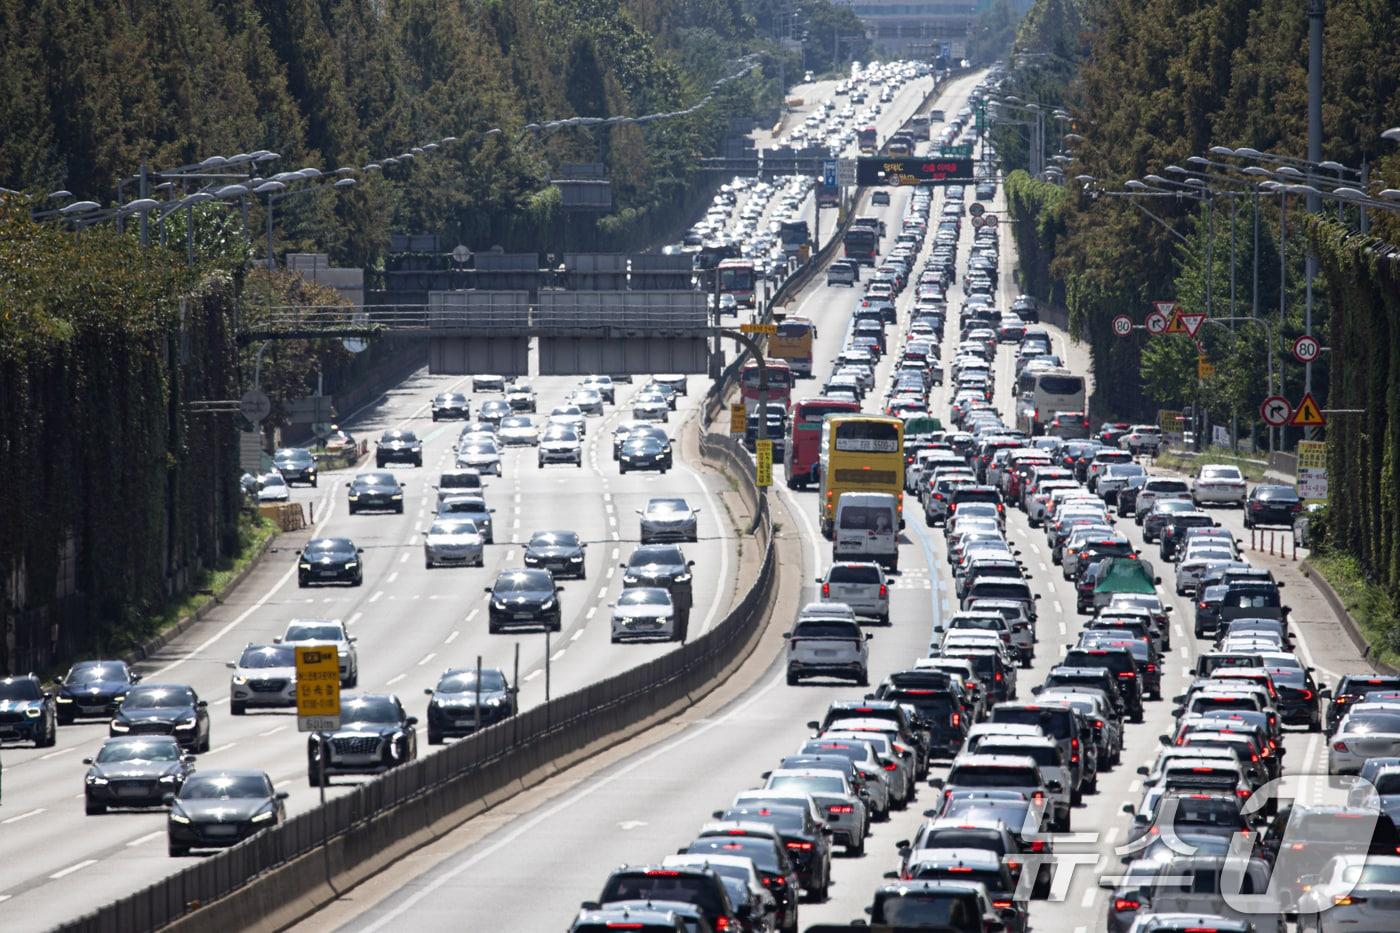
84, 735, 194, 814
375, 429, 422, 468
308, 694, 417, 786
523, 530, 587, 579
56, 659, 141, 724
618, 436, 672, 474
0, 674, 57, 747
485, 569, 562, 634
621, 545, 695, 625
424, 667, 518, 744
1245, 483, 1303, 528
272, 447, 318, 486
110, 684, 211, 752
430, 392, 471, 421
297, 537, 364, 587
347, 471, 406, 514
167, 769, 287, 856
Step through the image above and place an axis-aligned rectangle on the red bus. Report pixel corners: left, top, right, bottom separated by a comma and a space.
784, 397, 860, 488
717, 258, 757, 307
740, 358, 793, 411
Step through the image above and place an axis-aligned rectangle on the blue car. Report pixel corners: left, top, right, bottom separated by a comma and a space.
0, 674, 58, 747
56, 659, 140, 724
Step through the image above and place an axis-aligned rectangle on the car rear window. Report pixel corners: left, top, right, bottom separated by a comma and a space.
968, 582, 1031, 601
921, 828, 1008, 854
949, 764, 1040, 787
793, 621, 861, 639
955, 489, 1000, 504
601, 872, 721, 913
828, 564, 882, 584
992, 707, 1073, 740
978, 742, 1059, 767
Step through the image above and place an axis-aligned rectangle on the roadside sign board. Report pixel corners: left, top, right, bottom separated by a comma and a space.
1293, 334, 1321, 363
837, 158, 857, 187
1180, 312, 1207, 338
823, 159, 838, 189
755, 440, 773, 487
1112, 315, 1132, 337
1289, 392, 1326, 427
1152, 300, 1178, 318
1197, 356, 1215, 380
239, 389, 271, 423
739, 322, 777, 335
1157, 409, 1185, 448
1297, 440, 1328, 500
1145, 311, 1168, 335
730, 403, 747, 434
856, 156, 974, 186
968, 202, 986, 217
1259, 395, 1292, 427
295, 645, 341, 733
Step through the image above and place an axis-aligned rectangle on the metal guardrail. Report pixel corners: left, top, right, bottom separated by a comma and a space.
57, 394, 774, 933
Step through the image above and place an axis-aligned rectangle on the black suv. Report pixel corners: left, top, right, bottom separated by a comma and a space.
110, 683, 211, 752
621, 545, 695, 627
590, 865, 748, 933
1063, 646, 1144, 721
424, 667, 517, 744
873, 670, 969, 760
485, 569, 562, 634
1159, 511, 1218, 560
0, 674, 57, 746
375, 429, 422, 467
430, 392, 471, 421
309, 694, 417, 786
1039, 665, 1126, 722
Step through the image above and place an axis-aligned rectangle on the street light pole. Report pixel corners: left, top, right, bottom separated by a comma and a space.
1305, 0, 1325, 419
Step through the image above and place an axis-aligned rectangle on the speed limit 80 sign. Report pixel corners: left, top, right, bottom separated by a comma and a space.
1112, 315, 1132, 337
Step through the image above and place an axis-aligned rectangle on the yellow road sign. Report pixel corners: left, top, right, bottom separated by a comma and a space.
730, 403, 747, 434
755, 439, 773, 487
1164, 310, 1189, 334
295, 645, 341, 732
739, 322, 777, 335
1290, 392, 1326, 427
1197, 356, 1215, 380
1296, 440, 1327, 470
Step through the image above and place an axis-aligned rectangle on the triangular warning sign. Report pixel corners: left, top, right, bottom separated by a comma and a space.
1163, 310, 1188, 334
1289, 392, 1326, 427
1180, 312, 1207, 337
1152, 300, 1178, 317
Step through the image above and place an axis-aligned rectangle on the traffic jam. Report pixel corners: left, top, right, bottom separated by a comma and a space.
565, 81, 1400, 933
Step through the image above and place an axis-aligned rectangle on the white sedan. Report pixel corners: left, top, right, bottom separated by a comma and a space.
1192, 463, 1248, 506
548, 405, 587, 437
1296, 854, 1400, 933
497, 416, 539, 447
1328, 703, 1400, 774
423, 517, 486, 568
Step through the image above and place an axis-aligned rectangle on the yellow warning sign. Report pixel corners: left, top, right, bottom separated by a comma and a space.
1289, 392, 1326, 427
1197, 357, 1215, 380
730, 403, 747, 434
1296, 440, 1327, 470
739, 322, 777, 335
1163, 310, 1189, 334
295, 645, 341, 732
755, 439, 773, 487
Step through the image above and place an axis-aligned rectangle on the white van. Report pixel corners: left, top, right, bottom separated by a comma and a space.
833, 492, 899, 570
1018, 369, 1086, 436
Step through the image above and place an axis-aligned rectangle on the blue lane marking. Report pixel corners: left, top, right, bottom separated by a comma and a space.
906, 513, 945, 648
422, 425, 447, 444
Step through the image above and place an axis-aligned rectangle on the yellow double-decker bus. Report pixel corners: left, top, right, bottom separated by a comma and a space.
817, 414, 905, 537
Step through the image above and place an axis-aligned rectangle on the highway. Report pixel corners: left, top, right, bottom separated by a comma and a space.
301, 67, 1374, 933
0, 63, 947, 932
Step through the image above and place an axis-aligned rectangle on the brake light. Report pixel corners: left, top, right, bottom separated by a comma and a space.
1031, 791, 1045, 803
1028, 839, 1046, 853
951, 712, 961, 727
992, 900, 1014, 909
786, 841, 813, 850
1005, 859, 1021, 871
879, 584, 888, 598
1114, 899, 1140, 912
715, 919, 731, 932
829, 805, 854, 814
948, 866, 974, 873
1095, 719, 1104, 729
1302, 689, 1314, 701
1146, 664, 1157, 673
994, 672, 1003, 681
608, 925, 645, 930
1118, 671, 1136, 679
1333, 741, 1349, 751
646, 870, 680, 877
1334, 896, 1359, 906
884, 761, 898, 771
822, 582, 830, 598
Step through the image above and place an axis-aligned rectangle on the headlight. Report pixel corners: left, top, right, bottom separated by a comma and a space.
251, 807, 276, 823
56, 696, 72, 703
569, 555, 582, 562
541, 598, 556, 611
299, 563, 312, 570
345, 561, 359, 569
492, 599, 507, 610
86, 775, 108, 785
348, 493, 360, 500
391, 494, 403, 500
110, 721, 129, 732
338, 648, 348, 657
169, 811, 192, 824
25, 707, 40, 718
177, 717, 197, 728
159, 774, 181, 783
623, 575, 638, 584
232, 675, 248, 685
675, 573, 692, 583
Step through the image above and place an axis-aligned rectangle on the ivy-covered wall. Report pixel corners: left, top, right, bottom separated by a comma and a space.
0, 204, 241, 670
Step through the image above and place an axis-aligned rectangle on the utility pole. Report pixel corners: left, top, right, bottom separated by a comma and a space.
1304, 0, 1324, 428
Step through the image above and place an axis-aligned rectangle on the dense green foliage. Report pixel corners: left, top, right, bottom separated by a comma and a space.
999, 0, 1400, 606
0, 0, 871, 266
0, 203, 241, 670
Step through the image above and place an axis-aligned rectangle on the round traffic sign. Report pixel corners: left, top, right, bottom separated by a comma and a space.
969, 202, 986, 218
239, 389, 272, 424
1145, 311, 1168, 335
1260, 394, 1292, 428
1112, 315, 1132, 337
1293, 334, 1320, 363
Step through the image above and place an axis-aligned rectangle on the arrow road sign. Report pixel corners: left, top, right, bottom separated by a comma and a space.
1293, 334, 1321, 363
1260, 395, 1291, 427
969, 202, 986, 217
1180, 311, 1207, 338
1290, 392, 1326, 427
1112, 315, 1132, 337
1145, 311, 1168, 335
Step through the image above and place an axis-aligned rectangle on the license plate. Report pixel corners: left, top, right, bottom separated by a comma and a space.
514, 613, 536, 621
814, 649, 837, 657
204, 825, 238, 837
116, 785, 149, 798
319, 570, 339, 577
454, 720, 476, 728
81, 706, 107, 715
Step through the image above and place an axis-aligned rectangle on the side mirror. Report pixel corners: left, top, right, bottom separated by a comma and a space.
1171, 694, 1186, 704
620, 563, 628, 569
1154, 577, 1163, 585
405, 717, 419, 727
1121, 804, 1134, 815
1277, 581, 1287, 588
162, 793, 176, 806
1046, 780, 1063, 793
1320, 688, 1332, 698
272, 636, 283, 643
883, 870, 899, 879
1159, 734, 1171, 745
357, 548, 365, 554
1172, 706, 1184, 717
275, 791, 290, 800
1164, 605, 1174, 612
82, 757, 94, 765
711, 810, 725, 820
196, 700, 208, 709
225, 661, 236, 669
182, 755, 195, 764
580, 902, 601, 912
761, 770, 772, 780
1033, 593, 1042, 600
1098, 877, 1117, 890
865, 632, 874, 640
927, 777, 945, 789
1135, 766, 1150, 776
556, 586, 564, 593
345, 482, 352, 488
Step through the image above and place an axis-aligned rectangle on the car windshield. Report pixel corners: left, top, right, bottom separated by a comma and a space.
381, 431, 416, 442
261, 473, 287, 487
530, 531, 580, 547
441, 499, 487, 514
793, 621, 859, 638
305, 538, 355, 556
430, 520, 478, 536
67, 662, 128, 684
283, 624, 343, 642
274, 448, 312, 463
437, 670, 507, 693
341, 696, 400, 724
630, 546, 683, 566
1202, 467, 1242, 479
179, 774, 271, 799
239, 645, 295, 668
96, 739, 182, 763
122, 686, 194, 709
601, 874, 720, 910
1165, 796, 1246, 826
647, 499, 690, 514
619, 589, 671, 607
464, 442, 499, 454
1157, 500, 1196, 514
500, 417, 532, 429
768, 774, 845, 794
542, 427, 578, 441
0, 679, 43, 700
494, 572, 552, 593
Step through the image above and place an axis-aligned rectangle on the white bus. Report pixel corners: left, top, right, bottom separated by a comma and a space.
1017, 369, 1086, 436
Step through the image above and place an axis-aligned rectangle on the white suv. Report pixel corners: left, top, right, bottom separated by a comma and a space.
785, 613, 870, 686
818, 561, 889, 624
